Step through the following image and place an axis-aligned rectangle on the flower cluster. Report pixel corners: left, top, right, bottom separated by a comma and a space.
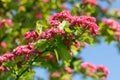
0, 52, 14, 71
97, 65, 109, 78
0, 19, 13, 28
49, 11, 99, 35
82, 0, 97, 6
80, 62, 96, 75
103, 19, 120, 31
103, 19, 120, 41
13, 43, 35, 60
80, 62, 109, 78
0, 52, 14, 64
49, 11, 71, 26
40, 28, 65, 39
24, 31, 38, 41
114, 9, 120, 16
70, 16, 99, 35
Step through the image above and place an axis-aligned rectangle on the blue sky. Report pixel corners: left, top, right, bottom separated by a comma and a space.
34, 0, 120, 80
80, 0, 120, 80
81, 38, 120, 80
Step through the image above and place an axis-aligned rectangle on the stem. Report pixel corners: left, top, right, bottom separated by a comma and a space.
76, 26, 88, 39
15, 56, 38, 80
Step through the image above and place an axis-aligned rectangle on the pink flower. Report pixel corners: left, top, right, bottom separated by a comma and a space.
49, 11, 71, 26
0, 66, 5, 71
0, 42, 7, 49
97, 65, 109, 78
18, 6, 25, 11
82, 0, 97, 6
0, 19, 13, 28
0, 52, 14, 63
35, 11, 42, 19
80, 62, 96, 75
40, 28, 65, 39
52, 72, 61, 78
65, 66, 72, 74
24, 31, 38, 40
49, 11, 99, 35
61, 3, 67, 9
103, 19, 119, 31
42, 0, 48, 3
50, 20, 60, 26
3, 52, 14, 60
83, 42, 88, 48
13, 43, 33, 55
75, 40, 80, 49
115, 30, 120, 41
101, 7, 108, 12
115, 9, 120, 15
70, 16, 99, 35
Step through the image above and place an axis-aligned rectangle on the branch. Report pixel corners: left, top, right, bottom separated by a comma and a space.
15, 56, 38, 80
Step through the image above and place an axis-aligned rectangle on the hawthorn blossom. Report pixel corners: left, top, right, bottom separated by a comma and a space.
24, 31, 38, 40
97, 65, 109, 78
51, 72, 61, 78
65, 66, 72, 74
75, 40, 80, 49
0, 66, 5, 71
0, 52, 14, 63
82, 0, 97, 6
70, 16, 99, 35
103, 18, 120, 41
13, 43, 34, 55
103, 19, 120, 31
0, 19, 13, 28
35, 11, 42, 19
13, 43, 34, 60
115, 9, 120, 16
115, 29, 120, 41
61, 3, 67, 9
49, 11, 99, 35
80, 62, 96, 75
49, 10, 71, 26
40, 28, 65, 39
42, 0, 48, 3
0, 42, 7, 49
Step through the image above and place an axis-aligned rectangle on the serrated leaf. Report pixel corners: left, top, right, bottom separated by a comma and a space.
34, 39, 48, 51
56, 39, 71, 63
57, 20, 67, 30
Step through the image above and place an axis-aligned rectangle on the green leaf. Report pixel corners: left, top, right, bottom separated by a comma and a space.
57, 20, 67, 30
36, 21, 43, 35
42, 51, 51, 56
1, 0, 11, 2
73, 60, 82, 71
56, 39, 71, 63
65, 27, 73, 33
107, 29, 114, 36
54, 49, 59, 62
34, 39, 48, 51
20, 70, 35, 80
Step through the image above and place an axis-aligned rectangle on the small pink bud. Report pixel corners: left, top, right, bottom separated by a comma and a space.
52, 72, 61, 78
